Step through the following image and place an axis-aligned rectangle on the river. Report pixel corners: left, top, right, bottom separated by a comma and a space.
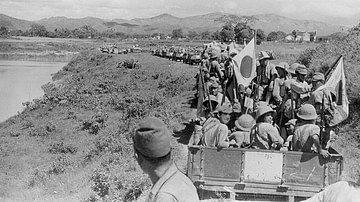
0, 60, 67, 122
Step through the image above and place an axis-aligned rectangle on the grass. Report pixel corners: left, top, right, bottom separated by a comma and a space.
0, 35, 359, 201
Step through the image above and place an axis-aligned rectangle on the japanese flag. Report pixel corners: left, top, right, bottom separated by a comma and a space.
232, 38, 256, 87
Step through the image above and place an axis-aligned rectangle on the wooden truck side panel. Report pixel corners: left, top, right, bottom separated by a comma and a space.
187, 146, 343, 201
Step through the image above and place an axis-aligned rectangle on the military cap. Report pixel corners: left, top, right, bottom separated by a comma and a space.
296, 104, 317, 120
312, 72, 325, 82
295, 64, 308, 75
133, 117, 171, 158
258, 51, 270, 60
235, 114, 256, 132
288, 63, 300, 74
255, 105, 275, 120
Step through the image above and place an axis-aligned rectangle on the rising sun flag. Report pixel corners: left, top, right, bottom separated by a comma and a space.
316, 56, 349, 126
232, 37, 256, 88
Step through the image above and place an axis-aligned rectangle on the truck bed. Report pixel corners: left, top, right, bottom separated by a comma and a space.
187, 146, 343, 202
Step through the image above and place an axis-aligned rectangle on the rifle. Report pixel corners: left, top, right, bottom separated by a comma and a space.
320, 93, 325, 147
290, 89, 295, 119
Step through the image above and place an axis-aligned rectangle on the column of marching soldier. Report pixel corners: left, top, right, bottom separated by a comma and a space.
190, 47, 339, 158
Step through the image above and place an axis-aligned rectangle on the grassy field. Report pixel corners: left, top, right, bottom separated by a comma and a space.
0, 36, 359, 201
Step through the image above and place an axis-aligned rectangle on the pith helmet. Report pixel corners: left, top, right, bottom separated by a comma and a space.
296, 104, 317, 120
235, 114, 256, 132
276, 62, 289, 70
203, 95, 218, 109
312, 72, 325, 82
255, 105, 275, 120
208, 50, 219, 59
210, 82, 219, 89
295, 64, 308, 75
259, 51, 270, 60
216, 104, 233, 114
285, 119, 297, 126
133, 117, 171, 158
288, 63, 300, 74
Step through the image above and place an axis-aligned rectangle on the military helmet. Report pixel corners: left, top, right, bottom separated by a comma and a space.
276, 62, 289, 70
216, 104, 233, 114
296, 104, 317, 120
203, 95, 218, 110
255, 105, 275, 120
235, 114, 256, 132
295, 64, 308, 75
258, 51, 270, 61
288, 63, 300, 74
312, 72, 325, 82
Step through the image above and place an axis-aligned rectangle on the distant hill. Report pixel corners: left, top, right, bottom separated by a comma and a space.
0, 14, 34, 30
0, 13, 349, 36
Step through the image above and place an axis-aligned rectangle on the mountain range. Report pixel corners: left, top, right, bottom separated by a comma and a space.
0, 13, 350, 36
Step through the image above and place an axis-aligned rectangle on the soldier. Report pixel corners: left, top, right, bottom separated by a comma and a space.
207, 50, 224, 81
229, 114, 256, 148
280, 119, 297, 151
133, 117, 199, 202
292, 104, 330, 157
209, 82, 230, 105
250, 105, 284, 150
256, 51, 277, 102
272, 62, 289, 105
290, 65, 312, 108
201, 104, 232, 149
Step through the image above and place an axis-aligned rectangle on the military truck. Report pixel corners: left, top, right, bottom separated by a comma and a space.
187, 146, 343, 202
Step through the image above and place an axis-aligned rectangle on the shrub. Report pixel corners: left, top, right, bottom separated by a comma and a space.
91, 169, 111, 198
48, 155, 72, 175
48, 142, 78, 154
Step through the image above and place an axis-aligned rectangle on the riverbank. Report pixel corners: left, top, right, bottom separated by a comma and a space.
0, 36, 359, 201
0, 50, 198, 201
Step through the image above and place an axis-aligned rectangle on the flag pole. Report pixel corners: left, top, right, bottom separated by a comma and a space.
325, 55, 342, 81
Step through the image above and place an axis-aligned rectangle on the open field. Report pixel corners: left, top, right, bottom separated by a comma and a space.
0, 36, 359, 201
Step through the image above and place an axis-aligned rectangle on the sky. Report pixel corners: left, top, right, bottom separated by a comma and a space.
1, 0, 360, 26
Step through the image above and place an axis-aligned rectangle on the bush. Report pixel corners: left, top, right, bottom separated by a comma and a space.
91, 169, 111, 198
48, 155, 72, 175
48, 142, 78, 154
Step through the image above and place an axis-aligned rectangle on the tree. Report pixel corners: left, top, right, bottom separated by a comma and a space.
212, 30, 221, 40
200, 31, 211, 40
256, 29, 266, 44
29, 24, 48, 37
266, 31, 287, 41
172, 29, 184, 39
0, 26, 9, 37
219, 22, 235, 42
187, 31, 198, 39
234, 22, 252, 44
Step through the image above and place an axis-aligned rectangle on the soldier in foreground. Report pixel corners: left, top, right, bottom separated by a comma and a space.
133, 117, 199, 202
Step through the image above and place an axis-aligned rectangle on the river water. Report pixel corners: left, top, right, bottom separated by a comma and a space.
0, 60, 67, 122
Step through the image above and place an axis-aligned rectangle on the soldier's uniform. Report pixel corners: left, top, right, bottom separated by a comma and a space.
133, 117, 199, 202
291, 104, 327, 157
201, 105, 232, 148
147, 162, 199, 202
250, 105, 284, 149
